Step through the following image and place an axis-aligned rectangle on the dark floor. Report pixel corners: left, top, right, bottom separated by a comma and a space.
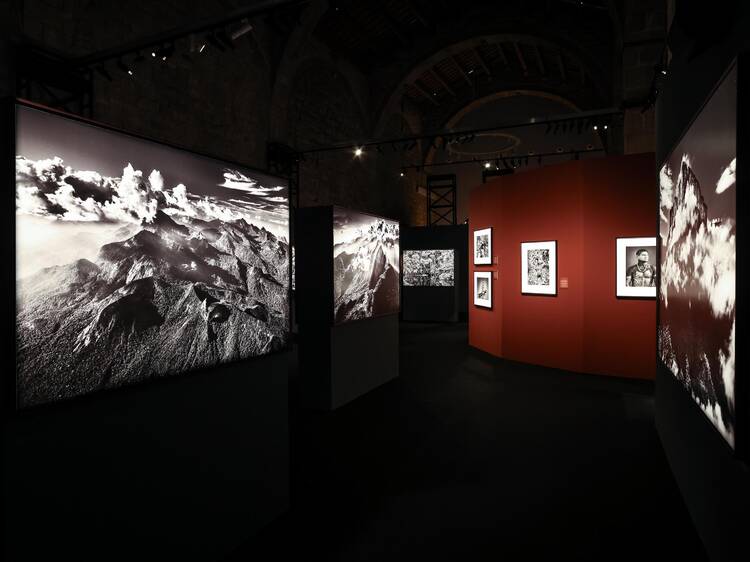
225, 322, 708, 562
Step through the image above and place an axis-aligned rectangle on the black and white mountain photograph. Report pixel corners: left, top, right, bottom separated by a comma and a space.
332, 207, 399, 324
658, 65, 737, 448
15, 105, 291, 408
402, 249, 454, 287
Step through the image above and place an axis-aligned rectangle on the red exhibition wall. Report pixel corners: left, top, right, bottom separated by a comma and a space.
468, 153, 656, 380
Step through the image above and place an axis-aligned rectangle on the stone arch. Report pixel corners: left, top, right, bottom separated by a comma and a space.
374, 33, 608, 139
424, 89, 582, 165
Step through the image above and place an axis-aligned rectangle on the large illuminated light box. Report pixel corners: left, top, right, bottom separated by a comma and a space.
14, 102, 291, 408
333, 207, 400, 324
296, 206, 399, 410
658, 62, 742, 453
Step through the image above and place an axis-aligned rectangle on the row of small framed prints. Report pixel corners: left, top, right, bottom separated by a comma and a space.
472, 229, 657, 308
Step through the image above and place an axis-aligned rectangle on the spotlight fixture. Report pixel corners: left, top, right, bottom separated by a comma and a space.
151, 50, 157, 58
603, 124, 608, 130
354, 147, 363, 157
484, 162, 491, 169
231, 20, 254, 41
116, 59, 133, 76
199, 43, 207, 53
593, 125, 598, 131
400, 171, 405, 177
159, 43, 175, 62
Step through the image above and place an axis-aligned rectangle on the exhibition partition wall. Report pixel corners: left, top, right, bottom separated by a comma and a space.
655, 45, 749, 562
296, 206, 400, 410
401, 224, 468, 322
3, 100, 291, 561
468, 153, 656, 380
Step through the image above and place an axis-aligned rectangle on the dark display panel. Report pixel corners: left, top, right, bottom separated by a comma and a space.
332, 207, 399, 324
658, 64, 737, 449
402, 249, 455, 287
15, 104, 290, 408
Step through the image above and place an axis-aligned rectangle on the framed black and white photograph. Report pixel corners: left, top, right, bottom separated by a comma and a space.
14, 102, 291, 409
473, 271, 492, 308
616, 237, 657, 298
473, 227, 492, 265
402, 249, 455, 287
521, 240, 557, 295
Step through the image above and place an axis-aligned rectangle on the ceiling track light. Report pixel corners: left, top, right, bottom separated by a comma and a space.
231, 20, 254, 41
116, 59, 133, 76
159, 43, 175, 62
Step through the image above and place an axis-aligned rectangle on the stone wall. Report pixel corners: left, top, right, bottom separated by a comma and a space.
5, 0, 667, 225
9, 0, 412, 222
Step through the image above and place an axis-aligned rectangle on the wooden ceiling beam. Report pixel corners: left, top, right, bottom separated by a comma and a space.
412, 80, 440, 106
556, 52, 567, 82
513, 42, 528, 76
429, 68, 456, 97
532, 43, 546, 76
496, 43, 510, 69
406, 0, 431, 28
451, 55, 473, 87
380, 7, 411, 48
472, 47, 492, 77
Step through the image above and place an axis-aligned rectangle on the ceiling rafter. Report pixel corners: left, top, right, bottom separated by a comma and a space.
451, 55, 473, 87
429, 67, 456, 97
495, 42, 510, 69
472, 47, 492, 77
556, 52, 567, 81
412, 80, 440, 106
405, 0, 431, 28
380, 5, 411, 47
513, 42, 528, 76
532, 43, 546, 76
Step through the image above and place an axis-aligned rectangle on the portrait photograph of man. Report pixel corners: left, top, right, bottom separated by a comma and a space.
616, 237, 657, 298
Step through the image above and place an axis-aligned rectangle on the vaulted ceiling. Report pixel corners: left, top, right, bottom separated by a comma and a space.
312, 0, 618, 131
